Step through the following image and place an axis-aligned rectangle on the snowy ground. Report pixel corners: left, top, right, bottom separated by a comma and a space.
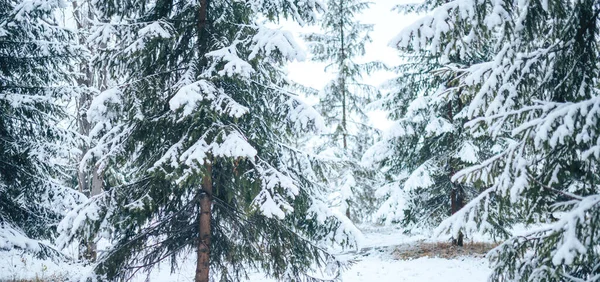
0, 227, 491, 281
328, 227, 490, 282
0, 248, 90, 281
131, 250, 490, 282
337, 255, 489, 282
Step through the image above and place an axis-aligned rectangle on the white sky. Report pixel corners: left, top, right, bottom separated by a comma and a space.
281, 0, 422, 130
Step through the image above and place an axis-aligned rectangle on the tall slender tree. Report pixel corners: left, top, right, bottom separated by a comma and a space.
58, 0, 360, 281
0, 0, 83, 255
68, 0, 108, 261
70, 0, 106, 199
392, 0, 600, 280
306, 0, 383, 221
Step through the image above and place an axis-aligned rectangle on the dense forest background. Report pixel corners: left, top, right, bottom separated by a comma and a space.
1, 0, 600, 281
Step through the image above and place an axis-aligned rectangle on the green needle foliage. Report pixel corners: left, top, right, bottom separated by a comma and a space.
389, 0, 600, 280
57, 0, 360, 281
306, 0, 384, 222
0, 0, 83, 256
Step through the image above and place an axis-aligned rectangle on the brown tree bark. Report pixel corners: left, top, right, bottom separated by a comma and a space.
197, 0, 208, 42
195, 3, 211, 281
195, 162, 213, 282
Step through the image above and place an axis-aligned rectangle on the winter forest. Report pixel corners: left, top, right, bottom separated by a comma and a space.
2, 0, 600, 281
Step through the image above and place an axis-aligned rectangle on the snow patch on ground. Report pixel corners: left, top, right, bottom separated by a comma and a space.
0, 249, 91, 281
341, 255, 489, 282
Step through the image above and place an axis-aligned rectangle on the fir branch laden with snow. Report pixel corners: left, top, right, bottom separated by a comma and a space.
390, 0, 600, 280
0, 0, 86, 258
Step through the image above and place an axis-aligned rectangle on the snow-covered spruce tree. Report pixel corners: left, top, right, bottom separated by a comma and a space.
67, 0, 109, 261
57, 0, 361, 281
0, 0, 83, 255
69, 0, 107, 200
306, 0, 383, 222
392, 0, 600, 280
363, 12, 495, 243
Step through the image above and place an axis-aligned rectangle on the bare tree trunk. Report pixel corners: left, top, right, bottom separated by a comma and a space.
90, 164, 103, 262
195, 162, 212, 282
73, 0, 104, 260
73, 0, 91, 196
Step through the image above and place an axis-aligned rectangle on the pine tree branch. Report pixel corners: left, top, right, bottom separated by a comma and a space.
526, 172, 584, 201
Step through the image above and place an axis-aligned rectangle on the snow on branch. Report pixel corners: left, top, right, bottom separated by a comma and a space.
124, 20, 173, 54
205, 44, 255, 78
57, 193, 116, 251
87, 22, 116, 46
512, 95, 600, 156
404, 161, 436, 191
211, 130, 258, 159
0, 223, 42, 253
285, 96, 326, 133
249, 25, 306, 62
305, 198, 364, 249
169, 79, 249, 118
153, 128, 257, 178
390, 0, 510, 53
87, 88, 121, 126
169, 80, 218, 116
487, 194, 600, 274
251, 163, 299, 219
361, 139, 393, 167
13, 0, 66, 21
373, 181, 407, 225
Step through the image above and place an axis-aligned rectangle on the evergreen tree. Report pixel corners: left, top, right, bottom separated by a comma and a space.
68, 0, 108, 261
70, 0, 106, 199
306, 0, 383, 222
58, 0, 360, 281
0, 0, 83, 255
391, 0, 600, 280
364, 10, 495, 244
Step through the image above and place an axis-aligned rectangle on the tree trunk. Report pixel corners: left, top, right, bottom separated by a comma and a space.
339, 0, 347, 151
73, 0, 104, 260
448, 98, 464, 246
195, 162, 212, 282
73, 0, 91, 196
450, 186, 464, 246
91, 163, 104, 196
197, 0, 208, 42
194, 3, 211, 281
